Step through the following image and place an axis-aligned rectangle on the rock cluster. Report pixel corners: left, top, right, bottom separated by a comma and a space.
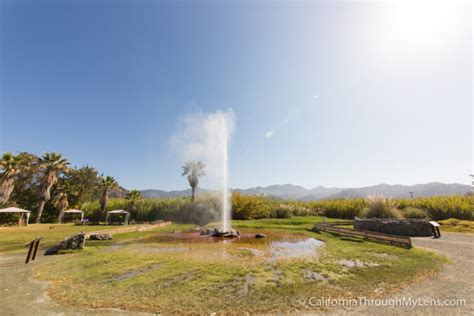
354, 217, 434, 237
59, 232, 86, 250
88, 233, 113, 240
255, 233, 267, 239
200, 228, 240, 238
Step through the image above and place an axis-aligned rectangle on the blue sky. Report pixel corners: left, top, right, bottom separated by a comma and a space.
0, 1, 472, 190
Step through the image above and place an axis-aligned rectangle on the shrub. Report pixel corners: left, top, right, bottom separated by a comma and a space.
270, 208, 293, 219
308, 198, 365, 219
77, 193, 473, 224
401, 207, 429, 219
398, 195, 473, 220
362, 196, 402, 219
231, 193, 274, 220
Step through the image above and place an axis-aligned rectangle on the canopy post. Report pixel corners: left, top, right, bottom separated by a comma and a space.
26, 212, 30, 226
125, 213, 129, 225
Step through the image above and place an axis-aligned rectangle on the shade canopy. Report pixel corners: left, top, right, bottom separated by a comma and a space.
0, 207, 31, 226
106, 210, 130, 225
0, 207, 31, 213
107, 209, 129, 214
58, 209, 85, 223
62, 209, 84, 214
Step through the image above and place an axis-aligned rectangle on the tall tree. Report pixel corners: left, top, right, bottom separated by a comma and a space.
0, 152, 37, 204
126, 190, 142, 214
99, 176, 119, 215
53, 192, 69, 222
181, 161, 206, 202
36, 152, 69, 223
57, 165, 101, 207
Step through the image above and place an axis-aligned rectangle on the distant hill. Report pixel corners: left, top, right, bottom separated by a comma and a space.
139, 182, 471, 201
327, 182, 472, 199
141, 188, 209, 199
108, 186, 129, 198
234, 184, 311, 200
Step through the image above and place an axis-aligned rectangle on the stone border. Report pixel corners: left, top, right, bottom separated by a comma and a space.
84, 221, 172, 238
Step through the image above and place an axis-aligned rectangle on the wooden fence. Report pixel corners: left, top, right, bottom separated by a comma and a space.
313, 222, 412, 248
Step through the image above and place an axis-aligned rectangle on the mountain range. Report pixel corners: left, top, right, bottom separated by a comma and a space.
139, 182, 472, 201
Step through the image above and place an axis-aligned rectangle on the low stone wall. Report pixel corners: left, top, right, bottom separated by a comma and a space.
84, 221, 172, 238
354, 218, 433, 237
46, 221, 173, 255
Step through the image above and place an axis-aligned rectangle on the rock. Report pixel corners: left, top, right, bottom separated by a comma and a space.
200, 229, 213, 236
201, 228, 240, 238
59, 232, 86, 250
354, 217, 434, 237
255, 233, 267, 239
88, 233, 112, 240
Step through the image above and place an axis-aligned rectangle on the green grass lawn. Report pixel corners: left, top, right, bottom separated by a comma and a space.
28, 217, 448, 314
0, 223, 140, 254
439, 218, 474, 233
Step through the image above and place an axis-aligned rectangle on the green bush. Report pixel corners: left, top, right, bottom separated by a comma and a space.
400, 207, 429, 219
77, 193, 473, 224
398, 195, 473, 220
81, 197, 192, 222
270, 208, 293, 219
362, 196, 402, 219
306, 198, 365, 219
231, 193, 274, 220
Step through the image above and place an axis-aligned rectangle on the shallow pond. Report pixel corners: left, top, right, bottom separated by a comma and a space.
143, 231, 325, 260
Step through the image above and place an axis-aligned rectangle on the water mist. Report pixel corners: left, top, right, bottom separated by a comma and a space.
172, 108, 235, 232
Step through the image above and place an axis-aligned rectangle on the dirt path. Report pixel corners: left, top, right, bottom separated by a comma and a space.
333, 232, 473, 315
0, 254, 150, 316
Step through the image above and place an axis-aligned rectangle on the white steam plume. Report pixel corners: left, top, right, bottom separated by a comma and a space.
171, 108, 235, 231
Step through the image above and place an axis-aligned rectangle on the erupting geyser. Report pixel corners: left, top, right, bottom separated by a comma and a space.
202, 113, 237, 237
172, 108, 236, 237
220, 116, 231, 233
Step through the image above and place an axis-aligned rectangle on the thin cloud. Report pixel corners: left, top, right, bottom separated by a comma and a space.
265, 130, 274, 139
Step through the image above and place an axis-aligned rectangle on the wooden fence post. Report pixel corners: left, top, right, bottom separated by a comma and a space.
25, 238, 42, 264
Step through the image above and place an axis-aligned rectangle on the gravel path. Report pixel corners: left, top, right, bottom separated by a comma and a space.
333, 232, 473, 315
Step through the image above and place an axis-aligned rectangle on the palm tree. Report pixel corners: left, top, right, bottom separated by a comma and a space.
0, 152, 37, 204
53, 192, 69, 222
181, 161, 206, 202
36, 152, 69, 223
0, 153, 22, 204
126, 190, 142, 214
99, 176, 119, 215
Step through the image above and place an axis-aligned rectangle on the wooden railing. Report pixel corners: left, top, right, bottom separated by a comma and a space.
313, 222, 412, 248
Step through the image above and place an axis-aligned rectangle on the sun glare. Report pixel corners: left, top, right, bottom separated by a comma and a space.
376, 1, 462, 58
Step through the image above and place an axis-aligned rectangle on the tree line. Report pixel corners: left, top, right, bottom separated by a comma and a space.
0, 151, 142, 223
